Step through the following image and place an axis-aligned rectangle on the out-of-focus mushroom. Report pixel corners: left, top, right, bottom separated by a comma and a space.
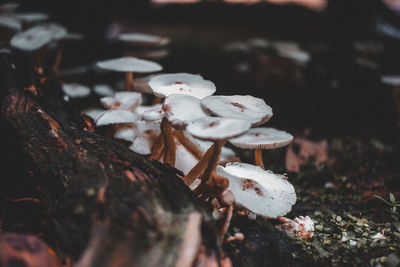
229, 127, 293, 169
148, 73, 216, 99
93, 84, 114, 97
97, 57, 162, 91
116, 32, 170, 47
0, 15, 21, 31
215, 162, 296, 219
201, 95, 273, 126
185, 117, 251, 189
62, 83, 91, 98
12, 12, 49, 24
0, 3, 19, 14
100, 91, 142, 111
274, 41, 310, 64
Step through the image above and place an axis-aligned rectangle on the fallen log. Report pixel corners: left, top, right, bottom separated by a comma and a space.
0, 54, 221, 266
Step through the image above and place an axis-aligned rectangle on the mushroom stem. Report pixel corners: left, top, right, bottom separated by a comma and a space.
200, 139, 227, 184
183, 143, 215, 186
254, 148, 265, 169
161, 117, 175, 166
219, 205, 234, 241
148, 133, 164, 161
125, 72, 134, 91
52, 42, 64, 75
174, 130, 204, 159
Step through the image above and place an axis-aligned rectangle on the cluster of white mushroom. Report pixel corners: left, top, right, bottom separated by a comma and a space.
80, 51, 299, 238
0, 2, 310, 240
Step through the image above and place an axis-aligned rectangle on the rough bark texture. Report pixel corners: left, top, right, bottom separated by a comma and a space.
0, 54, 220, 266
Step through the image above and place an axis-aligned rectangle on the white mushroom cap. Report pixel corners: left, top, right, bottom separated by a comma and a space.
278, 216, 314, 240
381, 75, 400, 86
95, 110, 139, 126
163, 94, 208, 130
10, 23, 67, 51
201, 95, 273, 126
93, 84, 114, 97
229, 127, 293, 149
186, 117, 251, 141
141, 104, 164, 122
247, 38, 271, 49
114, 126, 136, 142
215, 162, 296, 218
128, 121, 161, 155
0, 15, 21, 31
276, 46, 310, 64
96, 57, 163, 73
116, 32, 170, 46
62, 83, 91, 98
12, 12, 49, 23
175, 142, 200, 175
100, 92, 142, 111
148, 73, 216, 99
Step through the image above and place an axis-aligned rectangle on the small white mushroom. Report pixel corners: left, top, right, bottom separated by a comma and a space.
277, 216, 314, 241
141, 104, 164, 122
96, 57, 162, 91
62, 83, 91, 98
0, 15, 21, 31
201, 95, 273, 126
229, 127, 293, 168
12, 12, 49, 23
148, 73, 216, 99
95, 110, 139, 127
82, 108, 105, 121
100, 91, 142, 111
116, 32, 170, 47
215, 162, 296, 218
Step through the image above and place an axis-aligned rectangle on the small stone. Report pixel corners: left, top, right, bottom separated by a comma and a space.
336, 216, 342, 222
349, 240, 357, 246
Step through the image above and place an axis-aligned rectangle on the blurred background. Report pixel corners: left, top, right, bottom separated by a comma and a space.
9, 0, 400, 140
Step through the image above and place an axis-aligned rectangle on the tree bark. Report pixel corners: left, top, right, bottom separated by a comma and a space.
0, 55, 220, 266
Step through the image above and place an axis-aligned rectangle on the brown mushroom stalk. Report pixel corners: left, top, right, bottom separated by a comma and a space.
52, 43, 63, 75
254, 148, 265, 169
161, 117, 176, 166
219, 205, 234, 241
148, 133, 164, 161
125, 72, 134, 91
183, 143, 215, 185
200, 139, 227, 184
174, 130, 204, 160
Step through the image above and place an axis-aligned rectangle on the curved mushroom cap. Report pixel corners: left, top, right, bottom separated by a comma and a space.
141, 104, 164, 122
186, 117, 251, 141
201, 95, 273, 126
229, 127, 293, 149
82, 108, 105, 121
93, 84, 114, 97
0, 15, 21, 31
95, 110, 139, 126
13, 12, 49, 23
247, 38, 271, 49
381, 75, 400, 86
62, 83, 91, 98
117, 32, 170, 46
163, 94, 208, 130
96, 57, 162, 73
215, 162, 296, 218
11, 23, 67, 51
276, 46, 310, 64
100, 92, 142, 111
148, 73, 216, 99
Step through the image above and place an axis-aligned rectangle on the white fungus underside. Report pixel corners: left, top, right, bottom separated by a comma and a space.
100, 91, 142, 111
96, 110, 139, 126
216, 162, 296, 218
187, 117, 250, 141
201, 95, 273, 126
229, 127, 293, 149
62, 83, 91, 98
96, 57, 163, 73
148, 73, 216, 99
163, 94, 208, 129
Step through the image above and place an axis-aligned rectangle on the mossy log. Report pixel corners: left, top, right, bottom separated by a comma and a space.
0, 55, 220, 266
